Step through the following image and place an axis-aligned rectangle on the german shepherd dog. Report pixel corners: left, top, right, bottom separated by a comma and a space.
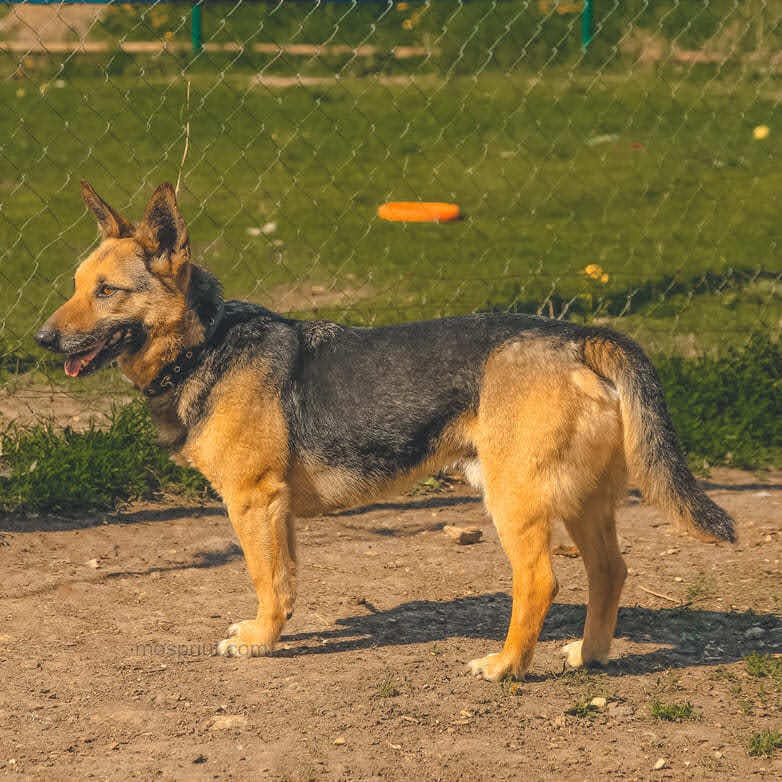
36, 182, 735, 681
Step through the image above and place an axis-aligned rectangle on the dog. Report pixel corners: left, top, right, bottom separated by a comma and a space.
36, 181, 735, 680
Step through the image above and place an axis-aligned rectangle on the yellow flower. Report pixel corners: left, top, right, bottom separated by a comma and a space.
164, 31, 174, 40
402, 18, 414, 30
397, 2, 410, 10
753, 125, 770, 140
580, 263, 603, 280
600, 273, 609, 284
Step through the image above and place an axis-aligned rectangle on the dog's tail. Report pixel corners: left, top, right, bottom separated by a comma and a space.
580, 331, 736, 543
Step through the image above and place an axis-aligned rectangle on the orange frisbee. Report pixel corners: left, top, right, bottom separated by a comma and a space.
377, 201, 461, 223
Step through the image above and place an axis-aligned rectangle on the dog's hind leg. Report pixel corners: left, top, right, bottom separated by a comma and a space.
561, 463, 627, 668
217, 475, 297, 657
467, 355, 564, 681
468, 480, 558, 682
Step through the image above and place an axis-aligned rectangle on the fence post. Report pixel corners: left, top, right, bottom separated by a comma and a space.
582, 0, 593, 51
192, 2, 203, 54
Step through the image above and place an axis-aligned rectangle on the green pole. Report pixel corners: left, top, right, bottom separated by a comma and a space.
192, 2, 203, 54
582, 0, 593, 51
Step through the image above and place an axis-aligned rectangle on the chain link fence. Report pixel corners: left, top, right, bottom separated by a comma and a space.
0, 0, 780, 429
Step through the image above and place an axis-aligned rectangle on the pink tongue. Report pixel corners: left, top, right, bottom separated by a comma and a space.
63, 343, 103, 378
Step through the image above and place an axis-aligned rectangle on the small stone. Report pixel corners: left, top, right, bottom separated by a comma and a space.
745, 626, 766, 639
246, 227, 261, 237
209, 715, 248, 730
85, 558, 99, 569
193, 755, 207, 764
443, 525, 483, 545
713, 751, 724, 759
653, 757, 667, 770
674, 576, 683, 582
589, 697, 607, 709
261, 222, 277, 235
333, 737, 346, 746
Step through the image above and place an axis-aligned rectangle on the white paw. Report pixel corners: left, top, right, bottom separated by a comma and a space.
561, 640, 609, 668
468, 652, 513, 682
215, 620, 274, 657
561, 640, 584, 668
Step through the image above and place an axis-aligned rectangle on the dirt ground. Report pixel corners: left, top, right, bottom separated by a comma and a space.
0, 469, 780, 781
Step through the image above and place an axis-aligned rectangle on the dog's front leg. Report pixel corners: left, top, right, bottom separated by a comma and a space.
217, 475, 296, 657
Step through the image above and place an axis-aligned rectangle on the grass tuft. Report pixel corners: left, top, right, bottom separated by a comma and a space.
0, 400, 208, 513
748, 730, 782, 758
744, 653, 782, 682
374, 672, 401, 699
650, 699, 696, 722
565, 699, 602, 719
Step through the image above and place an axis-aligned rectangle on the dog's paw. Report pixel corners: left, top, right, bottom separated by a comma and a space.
216, 619, 276, 658
468, 652, 520, 682
560, 639, 608, 668
561, 640, 584, 668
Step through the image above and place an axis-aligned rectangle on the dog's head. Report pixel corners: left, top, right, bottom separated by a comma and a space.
36, 181, 194, 378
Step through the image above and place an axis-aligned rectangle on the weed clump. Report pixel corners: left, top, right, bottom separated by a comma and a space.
650, 700, 696, 722
748, 730, 782, 758
0, 400, 208, 513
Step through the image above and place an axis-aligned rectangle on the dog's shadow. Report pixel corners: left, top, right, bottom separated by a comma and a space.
279, 593, 780, 676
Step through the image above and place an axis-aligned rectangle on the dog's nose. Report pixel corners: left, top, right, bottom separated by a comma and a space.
34, 327, 59, 351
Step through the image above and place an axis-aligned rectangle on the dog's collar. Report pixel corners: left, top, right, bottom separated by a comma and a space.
142, 299, 225, 398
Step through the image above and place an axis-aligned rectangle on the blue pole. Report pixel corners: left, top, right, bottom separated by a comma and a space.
192, 2, 203, 54
582, 0, 593, 51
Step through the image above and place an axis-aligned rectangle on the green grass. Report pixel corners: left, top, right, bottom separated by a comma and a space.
656, 335, 782, 469
0, 400, 208, 513
745, 653, 782, 683
650, 699, 697, 722
748, 729, 782, 758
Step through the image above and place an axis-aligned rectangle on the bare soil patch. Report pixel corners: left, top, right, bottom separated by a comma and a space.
0, 471, 779, 780
265, 279, 374, 314
0, 384, 129, 430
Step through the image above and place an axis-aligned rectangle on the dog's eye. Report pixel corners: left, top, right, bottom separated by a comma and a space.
96, 284, 119, 298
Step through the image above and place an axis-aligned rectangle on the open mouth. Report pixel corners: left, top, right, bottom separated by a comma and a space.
63, 328, 134, 378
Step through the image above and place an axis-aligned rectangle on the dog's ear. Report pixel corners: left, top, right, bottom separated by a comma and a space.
136, 182, 191, 288
81, 180, 135, 239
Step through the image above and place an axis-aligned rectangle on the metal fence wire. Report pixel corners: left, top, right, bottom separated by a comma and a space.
0, 1, 780, 427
